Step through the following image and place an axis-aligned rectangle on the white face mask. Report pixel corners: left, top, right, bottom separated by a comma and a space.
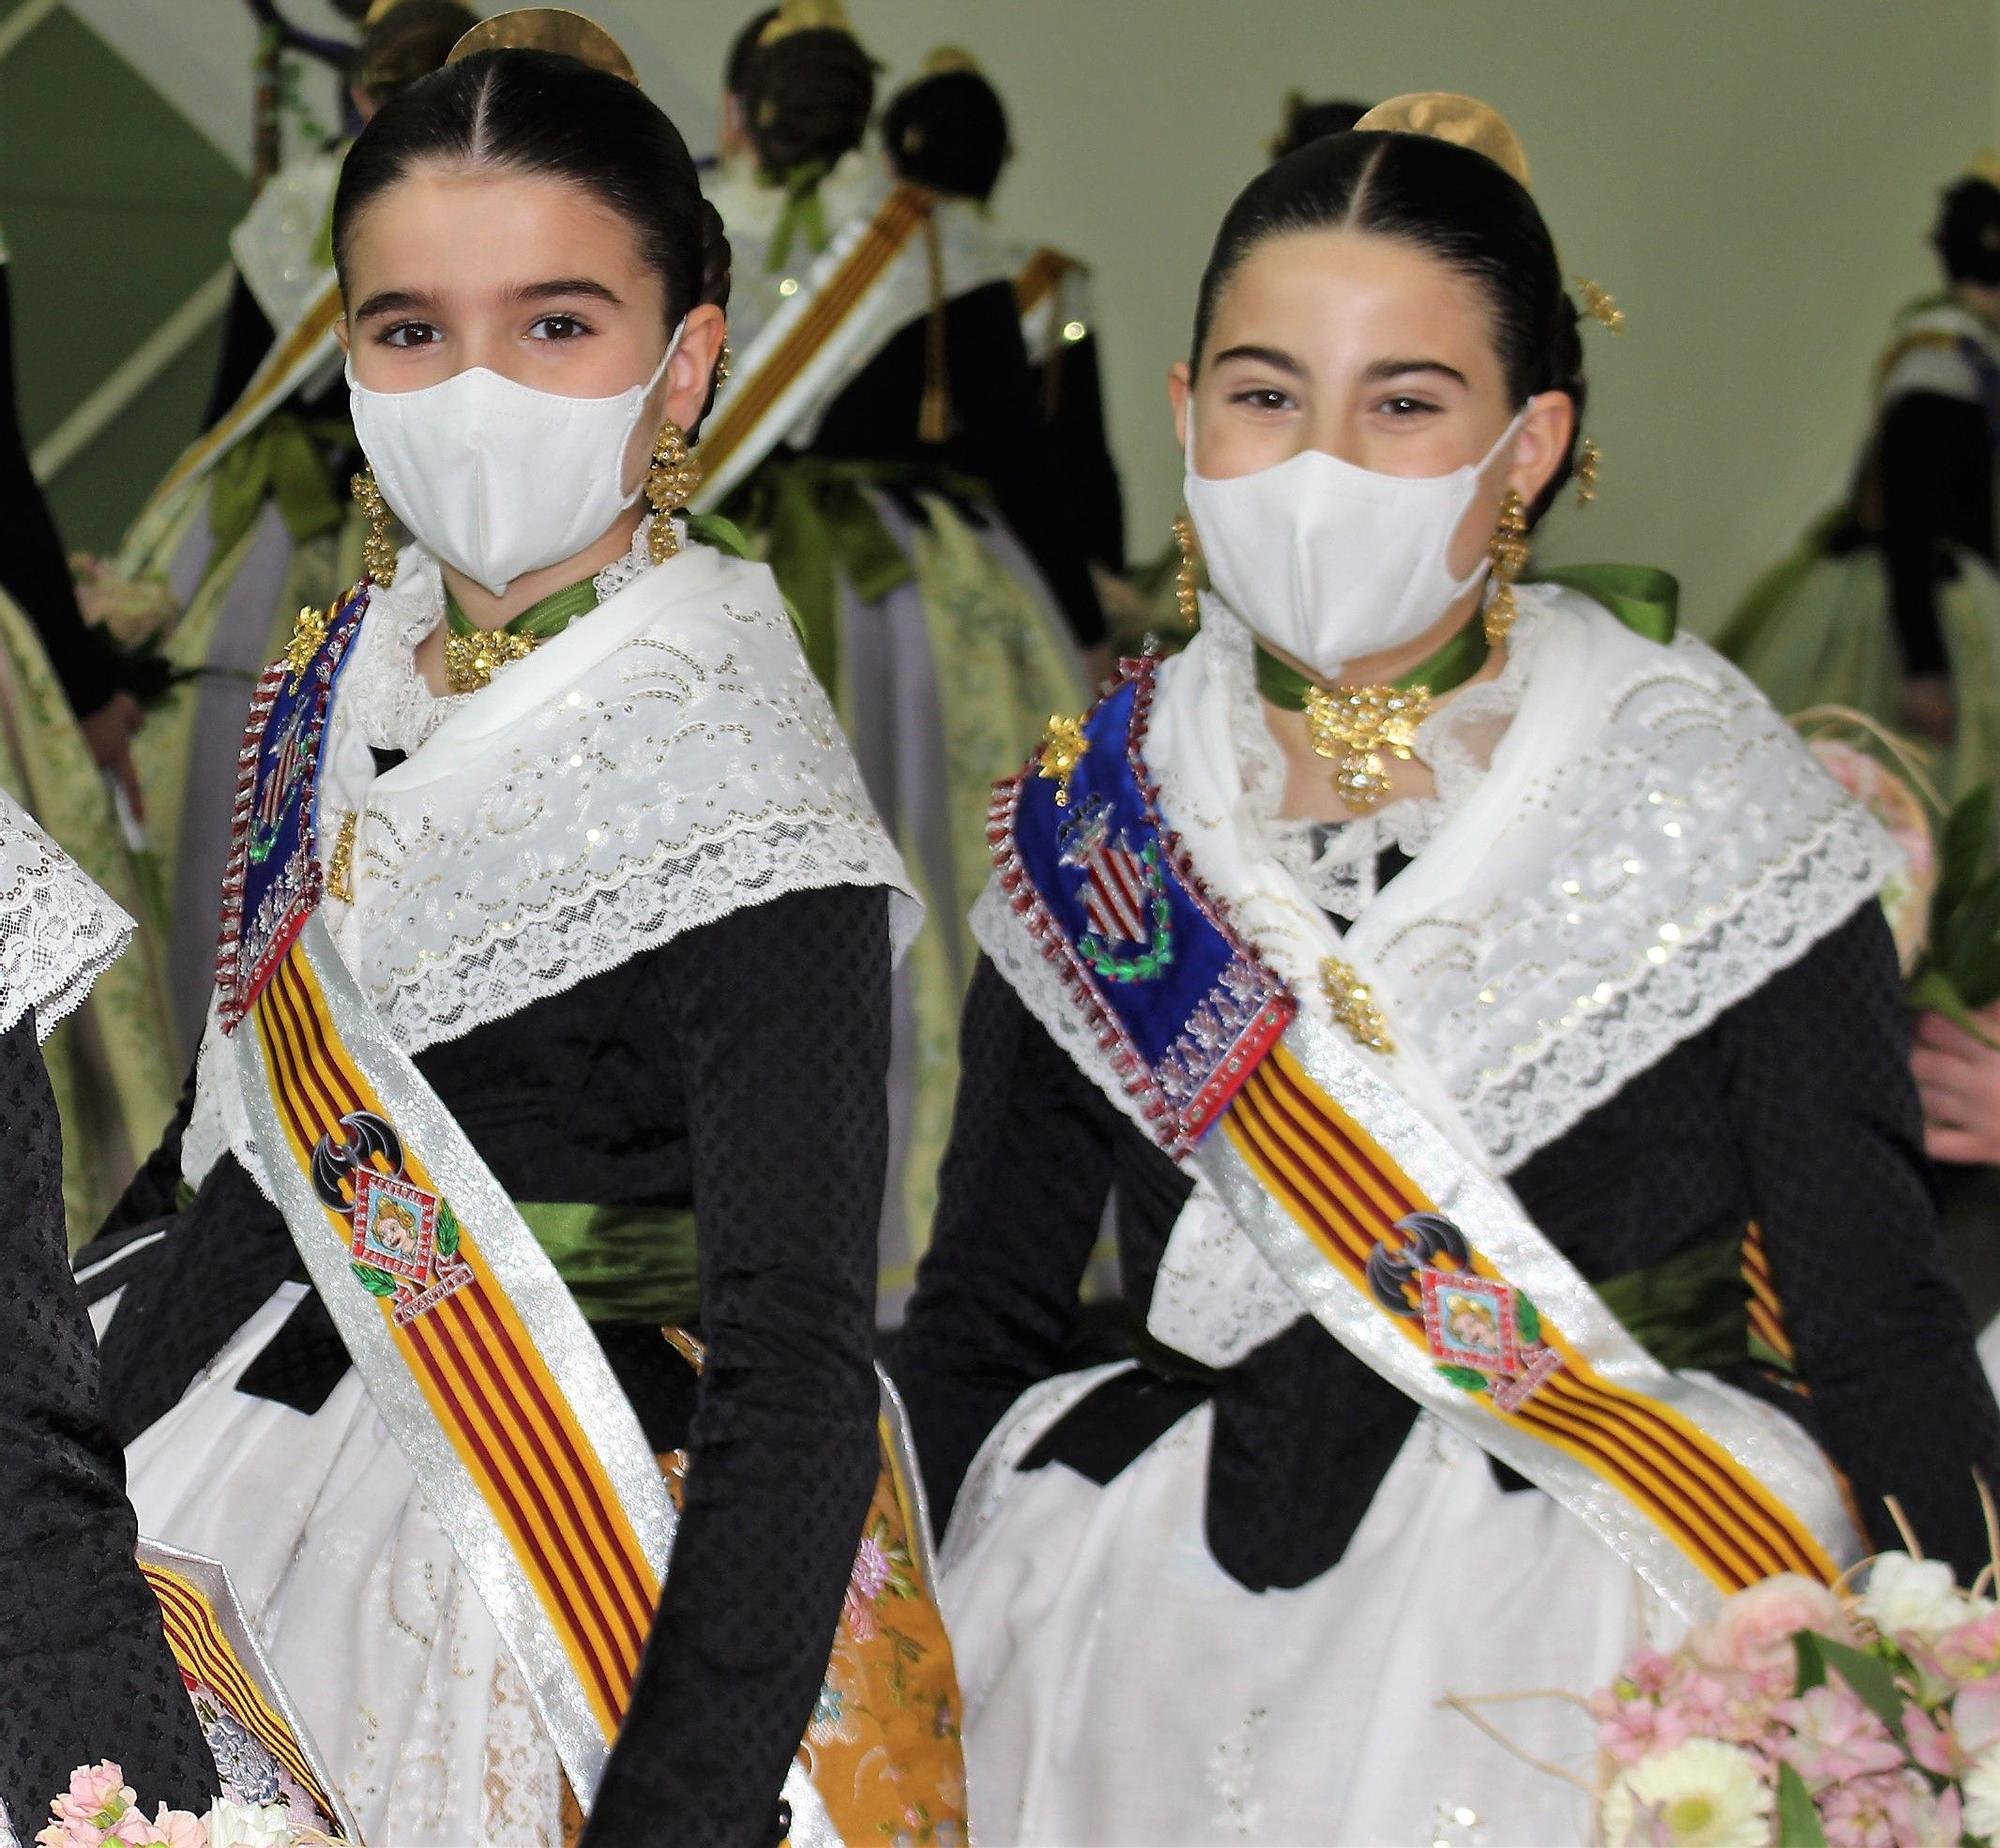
1182, 407, 1524, 681
348, 321, 683, 597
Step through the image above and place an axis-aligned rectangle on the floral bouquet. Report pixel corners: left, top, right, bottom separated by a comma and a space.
28, 1764, 328, 1848
1806, 736, 1939, 975
1586, 1554, 2000, 1845
66, 555, 193, 709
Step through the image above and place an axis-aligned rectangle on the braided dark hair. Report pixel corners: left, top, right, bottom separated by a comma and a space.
884, 68, 1009, 203
1192, 130, 1587, 523
740, 26, 875, 178
355, 0, 477, 111
335, 49, 733, 400
1934, 177, 2000, 287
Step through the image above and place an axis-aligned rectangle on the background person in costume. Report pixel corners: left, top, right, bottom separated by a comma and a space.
896, 103, 2000, 1846
883, 49, 1129, 592
120, 0, 475, 1054
701, 0, 1094, 1313
1719, 161, 2000, 798
703, 2, 879, 354
0, 792, 215, 1832
0, 231, 182, 1240
75, 23, 962, 1845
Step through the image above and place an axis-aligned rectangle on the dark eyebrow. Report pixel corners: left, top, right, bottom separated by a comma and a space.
505, 276, 624, 308
1361, 357, 1469, 387
351, 287, 442, 323
1209, 343, 1304, 375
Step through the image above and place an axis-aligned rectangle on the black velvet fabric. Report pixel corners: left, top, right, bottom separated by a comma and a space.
0, 1016, 213, 1827
896, 901, 2000, 1590
808, 277, 1107, 649
1033, 328, 1126, 575
1877, 390, 1996, 675
84, 883, 892, 1848
0, 261, 120, 718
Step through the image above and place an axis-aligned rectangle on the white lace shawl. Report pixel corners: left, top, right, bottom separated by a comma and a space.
975, 583, 1900, 1179
0, 788, 133, 1042
183, 535, 916, 1184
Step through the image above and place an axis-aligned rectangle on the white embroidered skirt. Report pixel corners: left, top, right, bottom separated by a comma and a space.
940, 1362, 1674, 1847
111, 1283, 565, 1847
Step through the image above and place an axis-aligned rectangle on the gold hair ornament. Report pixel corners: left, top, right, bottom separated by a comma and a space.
1484, 490, 1528, 645
446, 9, 639, 83
1353, 92, 1530, 188
922, 45, 982, 77
365, 0, 423, 22
1574, 277, 1626, 332
645, 422, 701, 564
759, 0, 855, 46
1966, 148, 2000, 190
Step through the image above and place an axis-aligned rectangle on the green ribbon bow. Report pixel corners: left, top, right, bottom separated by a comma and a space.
766, 160, 835, 274
209, 411, 349, 557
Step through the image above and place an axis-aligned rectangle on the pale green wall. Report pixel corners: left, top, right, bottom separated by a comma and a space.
0, 0, 246, 552
599, 0, 1997, 632
6, 0, 1997, 621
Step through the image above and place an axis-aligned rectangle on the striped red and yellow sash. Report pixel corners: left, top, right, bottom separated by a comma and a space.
698, 184, 932, 491
247, 946, 661, 1741
1225, 1040, 1842, 1594
142, 1554, 345, 1832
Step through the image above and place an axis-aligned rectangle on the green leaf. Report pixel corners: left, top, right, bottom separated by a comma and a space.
1907, 968, 2000, 1049
1946, 872, 2000, 995
350, 1262, 399, 1298
1933, 785, 1994, 930
1514, 1296, 1542, 1345
436, 1203, 461, 1259
1794, 1632, 1908, 1740
1435, 1364, 1491, 1394
1776, 1762, 1829, 1847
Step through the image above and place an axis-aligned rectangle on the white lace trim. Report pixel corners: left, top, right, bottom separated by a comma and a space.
332, 543, 916, 1056
0, 790, 133, 1042
339, 516, 674, 756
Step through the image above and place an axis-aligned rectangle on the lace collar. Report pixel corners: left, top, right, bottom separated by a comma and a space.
0, 790, 133, 1041
343, 517, 669, 756
1204, 596, 1543, 921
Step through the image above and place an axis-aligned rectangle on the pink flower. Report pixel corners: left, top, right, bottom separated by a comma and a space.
842, 1583, 879, 1644
1939, 1608, 2000, 1680
53, 1765, 134, 1831
144, 1807, 208, 1848
1957, 1674, 2000, 1756
1689, 1575, 1853, 1681
850, 1534, 892, 1604
1775, 1684, 1905, 1790
1593, 1692, 1692, 1768
1904, 1701, 1964, 1777
1817, 1770, 1941, 1848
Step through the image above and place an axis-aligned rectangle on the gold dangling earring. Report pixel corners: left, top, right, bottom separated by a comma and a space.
1172, 512, 1202, 630
1485, 489, 1529, 646
645, 421, 703, 564
352, 469, 398, 587
1574, 436, 1602, 506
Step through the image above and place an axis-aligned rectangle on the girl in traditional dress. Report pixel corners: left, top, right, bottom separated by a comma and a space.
1720, 164, 2000, 799
0, 228, 181, 1235
896, 97, 2000, 1846
121, 0, 474, 1047
0, 795, 215, 1834
702, 4, 1098, 1306
77, 19, 962, 1845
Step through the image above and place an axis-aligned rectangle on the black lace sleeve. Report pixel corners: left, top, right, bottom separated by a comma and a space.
1714, 902, 2000, 1575
583, 885, 890, 1848
893, 957, 1118, 1528
0, 1016, 213, 1824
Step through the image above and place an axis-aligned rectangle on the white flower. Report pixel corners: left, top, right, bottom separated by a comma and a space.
1966, 1745, 2000, 1840
1859, 1551, 1989, 1641
1601, 1740, 1773, 1847
203, 1799, 296, 1847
